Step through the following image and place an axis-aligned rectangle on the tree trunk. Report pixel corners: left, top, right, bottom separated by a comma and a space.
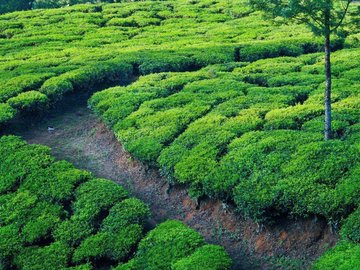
324, 24, 332, 140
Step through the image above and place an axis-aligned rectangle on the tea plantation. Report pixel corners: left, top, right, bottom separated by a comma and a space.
90, 49, 360, 268
0, 136, 232, 269
2, 0, 359, 125
91, 49, 360, 220
0, 0, 359, 269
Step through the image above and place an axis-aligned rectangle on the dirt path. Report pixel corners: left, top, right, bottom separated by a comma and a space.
4, 91, 338, 270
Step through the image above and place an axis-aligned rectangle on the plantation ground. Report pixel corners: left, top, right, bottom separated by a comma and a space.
4, 88, 337, 270
1, 0, 359, 125
1, 0, 360, 269
1, 107, 232, 269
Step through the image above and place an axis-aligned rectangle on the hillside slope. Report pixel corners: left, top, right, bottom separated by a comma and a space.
0, 0, 358, 125
0, 136, 232, 270
0, 0, 359, 269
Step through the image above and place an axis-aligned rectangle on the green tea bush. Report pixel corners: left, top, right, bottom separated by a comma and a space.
182, 46, 237, 67
20, 160, 91, 202
301, 117, 350, 139
138, 53, 195, 75
340, 208, 360, 243
172, 245, 232, 270
53, 217, 95, 246
1, 0, 344, 126
313, 241, 360, 270
93, 48, 359, 226
278, 140, 359, 219
7, 90, 49, 111
0, 103, 16, 126
0, 139, 54, 194
159, 109, 263, 197
237, 57, 303, 75
0, 191, 38, 226
0, 191, 65, 245
0, 225, 22, 261
264, 104, 324, 130
20, 202, 64, 244
107, 17, 138, 27
101, 198, 150, 233
0, 136, 231, 269
73, 178, 128, 223
1, 0, 359, 267
0, 73, 52, 103
72, 232, 113, 262
14, 242, 71, 270
39, 76, 74, 100
267, 73, 324, 87
115, 78, 248, 163
117, 220, 206, 270
239, 41, 304, 62
118, 100, 211, 163
73, 224, 143, 263
227, 131, 321, 221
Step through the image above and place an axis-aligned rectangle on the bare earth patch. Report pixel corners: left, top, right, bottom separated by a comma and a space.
4, 92, 338, 270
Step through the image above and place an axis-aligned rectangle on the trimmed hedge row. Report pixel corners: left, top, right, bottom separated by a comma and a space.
2, 0, 357, 126
91, 49, 360, 226
0, 136, 232, 269
0, 103, 16, 126
114, 78, 250, 163
89, 48, 360, 269
327, 203, 359, 265
314, 239, 360, 269
115, 220, 232, 270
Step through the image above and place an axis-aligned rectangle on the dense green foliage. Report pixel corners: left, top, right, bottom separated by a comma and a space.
91, 49, 360, 223
91, 48, 360, 267
314, 241, 360, 269
2, 0, 359, 126
249, 0, 354, 35
1, 0, 359, 268
0, 0, 123, 13
115, 220, 232, 270
172, 245, 232, 270
0, 0, 32, 14
0, 136, 231, 269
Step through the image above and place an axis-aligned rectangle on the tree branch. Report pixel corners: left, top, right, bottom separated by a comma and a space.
331, 0, 353, 32
304, 12, 325, 30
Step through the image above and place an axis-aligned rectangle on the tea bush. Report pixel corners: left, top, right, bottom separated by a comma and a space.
0, 103, 16, 125
102, 198, 151, 232
7, 90, 49, 111
0, 136, 231, 269
314, 241, 360, 270
1, 0, 359, 268
340, 208, 360, 243
73, 225, 143, 263
93, 49, 360, 225
53, 217, 95, 247
13, 242, 71, 270
73, 178, 128, 223
3, 0, 357, 126
20, 160, 91, 202
116, 220, 232, 270
172, 245, 232, 270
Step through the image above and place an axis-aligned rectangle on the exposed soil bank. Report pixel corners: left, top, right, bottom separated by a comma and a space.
4, 90, 338, 270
